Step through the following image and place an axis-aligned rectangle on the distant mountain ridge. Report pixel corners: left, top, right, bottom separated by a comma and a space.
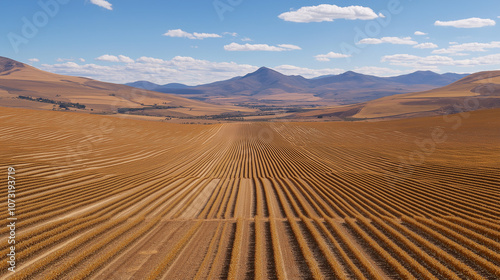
125, 67, 469, 105
385, 71, 468, 86
125, 81, 162, 91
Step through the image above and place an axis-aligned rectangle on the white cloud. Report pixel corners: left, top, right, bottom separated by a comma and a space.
28, 58, 39, 62
224, 43, 301, 52
95, 54, 134, 63
358, 37, 417, 45
315, 52, 351, 62
413, 43, 439, 49
277, 44, 302, 50
56, 58, 74, 62
79, 58, 86, 62
382, 54, 454, 68
278, 4, 381, 23
163, 29, 221, 40
414, 31, 427, 36
90, 0, 112, 10
223, 32, 238, 37
432, 41, 500, 54
118, 55, 134, 63
192, 32, 222, 39
381, 53, 500, 68
135, 56, 164, 64
241, 37, 252, 42
449, 42, 459, 45
353, 66, 403, 76
95, 55, 120, 62
434, 17, 496, 28
273, 65, 344, 78
163, 29, 193, 39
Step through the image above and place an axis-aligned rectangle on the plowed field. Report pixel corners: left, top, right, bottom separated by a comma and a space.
1, 107, 499, 279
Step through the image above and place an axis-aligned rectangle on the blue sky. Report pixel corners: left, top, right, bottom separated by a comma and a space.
1, 0, 499, 85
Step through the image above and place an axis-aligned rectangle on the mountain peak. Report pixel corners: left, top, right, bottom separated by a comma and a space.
252, 66, 279, 75
340, 71, 363, 77
412, 70, 437, 75
343, 70, 358, 75
242, 67, 284, 80
0, 56, 25, 73
256, 66, 273, 71
125, 80, 161, 91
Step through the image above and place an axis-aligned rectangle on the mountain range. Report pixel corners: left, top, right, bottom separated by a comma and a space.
126, 67, 469, 105
1, 56, 498, 121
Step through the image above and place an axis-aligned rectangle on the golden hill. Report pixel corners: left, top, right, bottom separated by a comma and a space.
353, 70, 500, 119
295, 70, 500, 120
0, 57, 252, 117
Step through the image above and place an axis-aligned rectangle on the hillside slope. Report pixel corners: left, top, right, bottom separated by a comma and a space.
0, 57, 247, 117
353, 70, 500, 119
292, 70, 500, 120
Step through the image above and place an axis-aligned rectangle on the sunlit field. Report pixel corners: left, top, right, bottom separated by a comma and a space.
1, 107, 499, 279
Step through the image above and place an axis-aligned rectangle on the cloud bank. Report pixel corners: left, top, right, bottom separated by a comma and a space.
382, 53, 500, 69
315, 52, 351, 62
432, 41, 500, 54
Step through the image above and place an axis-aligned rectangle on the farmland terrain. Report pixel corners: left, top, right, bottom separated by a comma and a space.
0, 106, 499, 279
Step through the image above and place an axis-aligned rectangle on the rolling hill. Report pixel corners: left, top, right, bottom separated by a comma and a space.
126, 67, 468, 105
297, 70, 500, 120
353, 70, 500, 119
0, 56, 251, 118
